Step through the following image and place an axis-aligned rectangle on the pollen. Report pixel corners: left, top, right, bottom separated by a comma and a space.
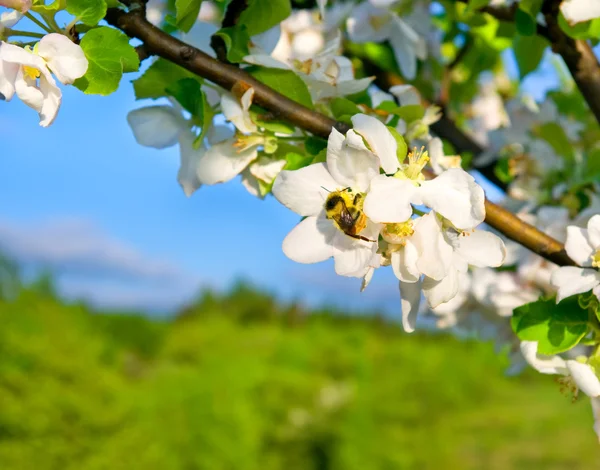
401, 147, 429, 181
382, 221, 414, 245
22, 65, 40, 81
591, 249, 600, 268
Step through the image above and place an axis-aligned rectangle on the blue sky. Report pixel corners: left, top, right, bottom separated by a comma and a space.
0, 20, 570, 315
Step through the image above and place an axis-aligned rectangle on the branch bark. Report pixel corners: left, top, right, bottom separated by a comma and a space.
105, 7, 575, 267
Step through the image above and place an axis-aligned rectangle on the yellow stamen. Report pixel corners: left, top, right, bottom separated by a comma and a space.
22, 65, 40, 81
382, 220, 414, 245
592, 249, 600, 268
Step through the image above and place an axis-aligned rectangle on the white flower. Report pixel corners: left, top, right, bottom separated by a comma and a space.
272, 121, 386, 278
428, 137, 461, 175
551, 214, 600, 302
127, 100, 204, 197
0, 33, 87, 126
521, 341, 600, 398
347, 1, 426, 79
245, 32, 373, 101
0, 0, 30, 12
560, 0, 600, 25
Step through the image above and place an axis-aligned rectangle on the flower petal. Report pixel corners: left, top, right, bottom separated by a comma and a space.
38, 73, 61, 127
565, 225, 594, 266
37, 33, 88, 84
221, 89, 257, 134
388, 84, 420, 106
273, 163, 338, 216
363, 175, 419, 223
560, 0, 600, 25
282, 214, 335, 264
422, 268, 459, 308
412, 212, 452, 281
389, 18, 419, 80
346, 2, 393, 43
419, 169, 486, 229
454, 230, 506, 268
177, 131, 203, 197
332, 229, 378, 277
351, 114, 399, 174
587, 215, 600, 248
391, 240, 420, 282
520, 341, 568, 375
399, 279, 422, 333
127, 106, 187, 149
551, 266, 600, 303
566, 361, 600, 397
196, 139, 257, 185
326, 127, 379, 191
0, 54, 18, 100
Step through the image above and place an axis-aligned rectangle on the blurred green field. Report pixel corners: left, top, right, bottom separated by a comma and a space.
1, 281, 599, 469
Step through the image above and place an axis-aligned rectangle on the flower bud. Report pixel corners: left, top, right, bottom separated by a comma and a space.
0, 0, 31, 12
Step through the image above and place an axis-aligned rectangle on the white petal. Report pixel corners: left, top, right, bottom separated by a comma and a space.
243, 53, 289, 69
388, 84, 420, 106
454, 230, 506, 268
389, 19, 418, 80
346, 2, 393, 43
391, 240, 420, 283
566, 361, 600, 397
326, 127, 379, 192
587, 215, 600, 248
551, 266, 600, 303
38, 73, 61, 127
519, 341, 568, 375
249, 157, 286, 184
565, 226, 594, 266
422, 268, 460, 308
412, 212, 453, 281
0, 10, 22, 29
272, 163, 338, 216
332, 230, 378, 277
207, 124, 234, 145
241, 168, 261, 198
419, 169, 486, 229
14, 69, 43, 112
196, 139, 257, 185
0, 55, 18, 100
351, 114, 399, 174
428, 137, 444, 175
560, 0, 600, 25
127, 106, 187, 149
177, 131, 203, 197
37, 33, 88, 84
363, 175, 419, 223
221, 89, 257, 134
399, 279, 422, 333
282, 214, 335, 264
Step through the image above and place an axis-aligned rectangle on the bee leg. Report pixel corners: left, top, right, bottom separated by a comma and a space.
346, 233, 376, 243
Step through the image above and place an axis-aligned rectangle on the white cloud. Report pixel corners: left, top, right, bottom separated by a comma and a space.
0, 217, 204, 312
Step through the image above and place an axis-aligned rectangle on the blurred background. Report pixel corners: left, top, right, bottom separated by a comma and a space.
2, 3, 600, 468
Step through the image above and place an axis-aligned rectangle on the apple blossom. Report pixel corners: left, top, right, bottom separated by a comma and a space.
0, 33, 87, 126
551, 215, 600, 302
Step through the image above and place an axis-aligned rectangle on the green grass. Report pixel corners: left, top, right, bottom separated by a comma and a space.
0, 285, 598, 469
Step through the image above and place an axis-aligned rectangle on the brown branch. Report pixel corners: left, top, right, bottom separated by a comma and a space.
210, 0, 248, 63
105, 8, 575, 267
456, 0, 600, 126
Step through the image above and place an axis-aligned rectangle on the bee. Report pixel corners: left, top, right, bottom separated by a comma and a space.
323, 188, 375, 242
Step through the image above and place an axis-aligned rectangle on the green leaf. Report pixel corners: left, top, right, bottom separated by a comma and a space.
66, 0, 107, 26
175, 0, 203, 33
283, 152, 314, 171
467, 0, 490, 11
331, 97, 361, 121
32, 0, 63, 15
511, 296, 589, 355
250, 107, 296, 134
387, 126, 408, 163
214, 25, 251, 63
166, 79, 214, 143
519, 0, 543, 17
535, 122, 574, 160
74, 27, 140, 96
558, 13, 600, 40
133, 58, 200, 100
238, 0, 292, 36
515, 8, 536, 36
494, 157, 514, 184
513, 34, 548, 79
249, 67, 313, 109
305, 136, 328, 156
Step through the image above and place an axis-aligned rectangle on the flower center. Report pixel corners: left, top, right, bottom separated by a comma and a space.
369, 14, 390, 31
396, 147, 429, 182
592, 249, 600, 268
382, 220, 414, 245
22, 65, 41, 81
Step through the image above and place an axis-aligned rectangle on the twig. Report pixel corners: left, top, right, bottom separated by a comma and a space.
105, 7, 576, 267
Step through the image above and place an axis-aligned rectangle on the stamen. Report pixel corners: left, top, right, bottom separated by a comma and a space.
592, 249, 600, 268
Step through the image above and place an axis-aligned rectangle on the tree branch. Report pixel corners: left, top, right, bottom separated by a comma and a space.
105, 8, 575, 267
458, 0, 600, 127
